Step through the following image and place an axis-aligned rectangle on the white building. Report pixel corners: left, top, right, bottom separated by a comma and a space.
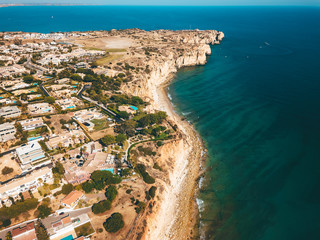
15, 141, 50, 172
0, 167, 53, 201
0, 122, 16, 142
19, 117, 44, 131
0, 106, 21, 118
28, 102, 54, 115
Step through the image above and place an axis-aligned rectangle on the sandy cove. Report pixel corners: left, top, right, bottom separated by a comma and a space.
144, 75, 204, 240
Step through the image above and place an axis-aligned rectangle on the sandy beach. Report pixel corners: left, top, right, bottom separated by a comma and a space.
144, 73, 205, 240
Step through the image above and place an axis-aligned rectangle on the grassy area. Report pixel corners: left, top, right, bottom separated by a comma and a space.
28, 130, 38, 137
83, 47, 104, 51
38, 184, 51, 196
133, 112, 147, 121
95, 54, 124, 66
90, 118, 109, 131
105, 48, 127, 53
75, 222, 95, 237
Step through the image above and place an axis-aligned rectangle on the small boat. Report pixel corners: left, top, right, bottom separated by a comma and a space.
51, 16, 54, 19
264, 42, 270, 46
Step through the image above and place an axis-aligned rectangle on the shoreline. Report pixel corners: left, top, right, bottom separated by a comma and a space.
145, 71, 207, 239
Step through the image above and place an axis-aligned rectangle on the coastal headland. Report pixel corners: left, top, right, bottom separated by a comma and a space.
0, 29, 223, 239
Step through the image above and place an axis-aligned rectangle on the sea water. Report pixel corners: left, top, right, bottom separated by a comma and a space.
1, 6, 320, 240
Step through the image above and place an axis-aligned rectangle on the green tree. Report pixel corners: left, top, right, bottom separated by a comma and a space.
81, 181, 94, 193
5, 231, 12, 240
35, 219, 49, 240
61, 184, 74, 195
1, 166, 13, 175
105, 185, 118, 202
135, 164, 155, 184
92, 200, 111, 214
58, 69, 71, 79
52, 161, 65, 175
70, 74, 82, 81
37, 205, 52, 219
103, 213, 124, 233
100, 135, 115, 146
118, 111, 129, 119
44, 96, 55, 104
23, 75, 34, 83
2, 219, 11, 227
148, 186, 157, 198
115, 134, 127, 144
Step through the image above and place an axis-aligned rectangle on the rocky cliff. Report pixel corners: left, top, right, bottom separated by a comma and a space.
121, 30, 224, 110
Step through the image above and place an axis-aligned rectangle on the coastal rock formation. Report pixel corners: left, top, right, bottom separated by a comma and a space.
118, 30, 224, 240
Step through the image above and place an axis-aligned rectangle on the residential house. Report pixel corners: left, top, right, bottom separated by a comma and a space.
19, 117, 44, 131
0, 106, 21, 118
15, 141, 50, 171
28, 103, 54, 115
11, 222, 37, 240
60, 190, 84, 209
0, 122, 16, 142
0, 167, 53, 201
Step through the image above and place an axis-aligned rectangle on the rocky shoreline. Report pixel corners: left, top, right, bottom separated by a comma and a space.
119, 30, 224, 239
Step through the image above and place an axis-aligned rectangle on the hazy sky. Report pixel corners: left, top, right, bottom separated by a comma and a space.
0, 0, 319, 6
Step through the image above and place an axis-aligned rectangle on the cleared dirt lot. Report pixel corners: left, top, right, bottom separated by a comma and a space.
47, 113, 74, 134
75, 36, 133, 50
0, 153, 21, 182
89, 127, 114, 141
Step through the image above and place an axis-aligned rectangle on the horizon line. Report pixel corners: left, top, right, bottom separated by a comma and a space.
0, 3, 319, 7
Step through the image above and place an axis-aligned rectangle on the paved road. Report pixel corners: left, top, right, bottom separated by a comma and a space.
77, 84, 124, 121
39, 83, 50, 96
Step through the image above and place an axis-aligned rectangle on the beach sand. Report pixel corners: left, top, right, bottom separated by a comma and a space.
144, 74, 204, 240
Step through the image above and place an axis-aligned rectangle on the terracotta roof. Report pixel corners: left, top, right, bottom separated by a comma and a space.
13, 231, 37, 240
22, 191, 31, 200
61, 190, 84, 206
61, 215, 71, 224
12, 222, 35, 237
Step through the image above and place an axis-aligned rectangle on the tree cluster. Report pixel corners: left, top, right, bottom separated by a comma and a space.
81, 170, 121, 193
103, 213, 124, 233
135, 164, 155, 184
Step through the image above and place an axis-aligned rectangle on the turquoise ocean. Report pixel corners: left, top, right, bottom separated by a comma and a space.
1, 6, 320, 240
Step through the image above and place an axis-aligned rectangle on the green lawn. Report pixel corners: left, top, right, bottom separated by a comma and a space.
75, 222, 95, 237
28, 130, 38, 137
105, 48, 127, 53
90, 118, 109, 131
95, 54, 124, 66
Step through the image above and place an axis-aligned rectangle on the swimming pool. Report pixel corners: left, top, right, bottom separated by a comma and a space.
130, 106, 138, 111
102, 168, 115, 174
60, 235, 73, 240
28, 136, 41, 141
66, 106, 75, 109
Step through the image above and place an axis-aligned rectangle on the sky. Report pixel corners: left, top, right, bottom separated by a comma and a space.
0, 0, 319, 6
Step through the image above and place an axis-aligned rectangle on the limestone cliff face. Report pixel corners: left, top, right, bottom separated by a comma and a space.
122, 31, 224, 109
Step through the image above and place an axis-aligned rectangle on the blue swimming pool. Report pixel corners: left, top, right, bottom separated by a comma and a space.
130, 106, 138, 111
60, 235, 73, 240
66, 106, 75, 109
28, 136, 41, 141
102, 168, 114, 174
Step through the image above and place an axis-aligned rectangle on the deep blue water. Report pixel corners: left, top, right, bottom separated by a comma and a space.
1, 6, 320, 240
